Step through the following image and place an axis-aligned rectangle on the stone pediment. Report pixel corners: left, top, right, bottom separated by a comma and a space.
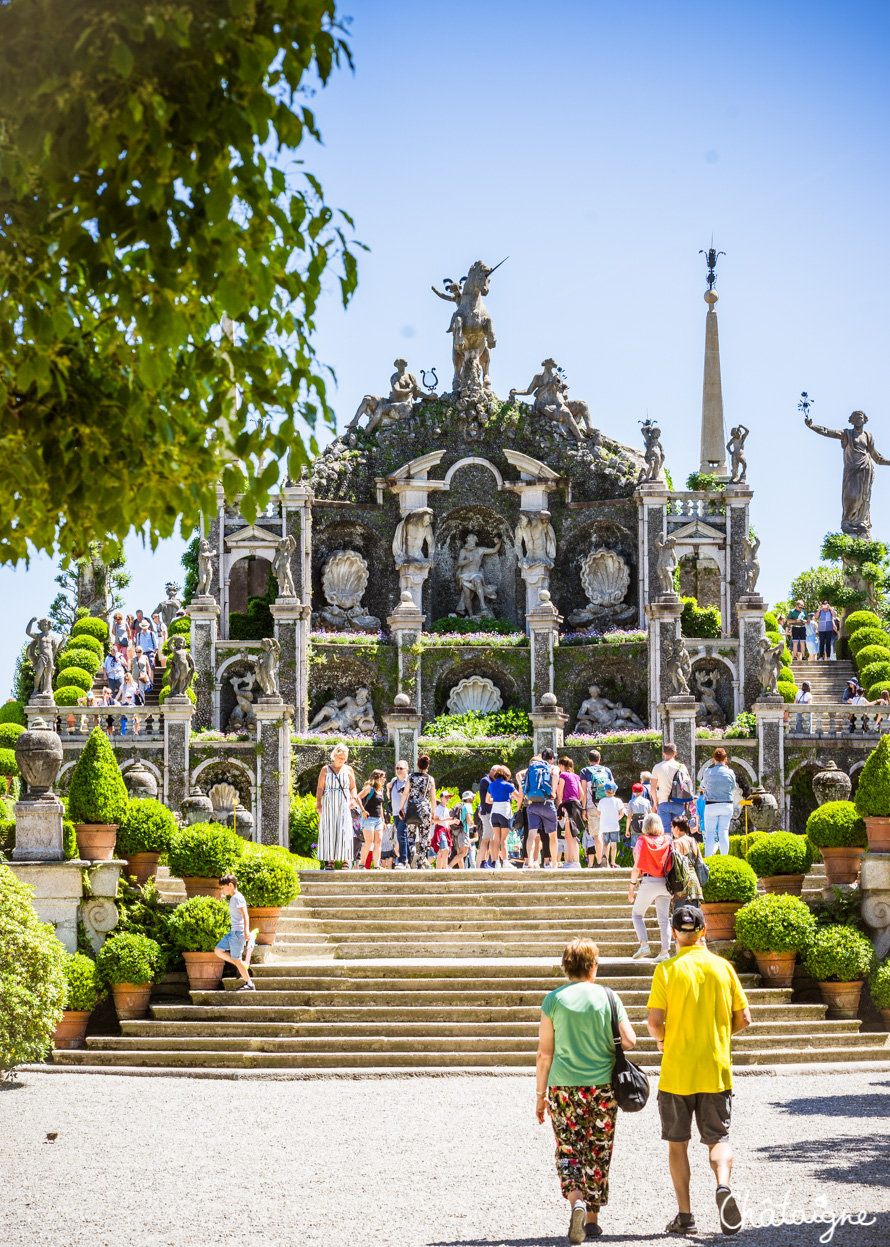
668, 519, 726, 544
502, 449, 560, 481
224, 524, 282, 550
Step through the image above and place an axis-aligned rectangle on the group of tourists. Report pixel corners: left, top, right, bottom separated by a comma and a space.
780, 598, 839, 661
70, 608, 170, 734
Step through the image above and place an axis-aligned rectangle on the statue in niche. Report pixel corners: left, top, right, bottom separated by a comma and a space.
392, 508, 435, 569
196, 538, 217, 597
664, 637, 692, 697
804, 408, 890, 538
509, 360, 593, 440
455, 533, 501, 617
25, 616, 63, 699
166, 636, 196, 698
228, 670, 257, 732
742, 532, 760, 594
312, 549, 382, 634
654, 533, 678, 596
639, 418, 666, 484
758, 636, 784, 696
727, 424, 749, 483
272, 534, 297, 598
255, 637, 281, 698
438, 259, 501, 396
574, 684, 646, 734
345, 359, 429, 435
514, 512, 557, 569
694, 668, 726, 728
153, 583, 183, 628
309, 686, 377, 736
567, 548, 636, 628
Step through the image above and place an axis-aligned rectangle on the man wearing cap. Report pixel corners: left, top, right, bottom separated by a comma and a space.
625, 782, 652, 850
646, 904, 751, 1237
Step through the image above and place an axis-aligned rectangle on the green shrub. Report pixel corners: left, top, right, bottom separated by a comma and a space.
854, 642, 890, 668
0, 748, 19, 779
114, 878, 176, 972
844, 610, 883, 635
806, 800, 868, 849
289, 793, 319, 858
776, 666, 796, 683
63, 820, 77, 859
168, 823, 245, 878
71, 617, 110, 643
849, 626, 889, 656
869, 958, 890, 1010
53, 666, 94, 692
723, 712, 757, 739
0, 701, 26, 727
859, 659, 890, 689
53, 686, 91, 707
64, 633, 103, 658
57, 648, 101, 675
96, 931, 164, 985
158, 684, 196, 705
867, 679, 890, 701
854, 735, 890, 818
803, 924, 873, 983
116, 799, 178, 856
746, 832, 814, 878
62, 951, 106, 1012
727, 831, 767, 859
429, 615, 521, 635
166, 896, 230, 952
780, 683, 798, 704
764, 612, 778, 631
67, 727, 129, 825
168, 617, 191, 637
734, 893, 817, 954
680, 596, 722, 639
0, 818, 14, 854
701, 855, 758, 904
0, 863, 67, 1074
421, 708, 532, 739
237, 846, 299, 907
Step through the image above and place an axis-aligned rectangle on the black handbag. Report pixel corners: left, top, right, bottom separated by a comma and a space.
604, 986, 651, 1113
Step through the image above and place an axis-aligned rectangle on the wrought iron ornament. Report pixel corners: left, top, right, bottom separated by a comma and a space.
699, 244, 725, 291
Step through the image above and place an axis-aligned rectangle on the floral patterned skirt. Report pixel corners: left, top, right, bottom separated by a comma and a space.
547, 1085, 618, 1206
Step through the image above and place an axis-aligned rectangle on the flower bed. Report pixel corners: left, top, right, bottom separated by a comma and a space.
560, 628, 647, 647
291, 733, 387, 746
190, 728, 252, 742
419, 631, 529, 647
565, 730, 661, 746
309, 630, 389, 645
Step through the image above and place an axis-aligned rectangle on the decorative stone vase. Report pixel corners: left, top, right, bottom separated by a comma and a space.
111, 982, 152, 1021
53, 1010, 91, 1050
863, 817, 890, 854
181, 876, 222, 900
748, 787, 779, 832
15, 723, 63, 794
123, 852, 161, 887
817, 979, 864, 1020
182, 951, 225, 992
820, 846, 865, 887
753, 951, 798, 989
74, 823, 119, 861
812, 761, 852, 807
760, 874, 806, 897
247, 906, 282, 946
700, 902, 742, 941
122, 761, 158, 801
217, 807, 255, 840
181, 791, 213, 825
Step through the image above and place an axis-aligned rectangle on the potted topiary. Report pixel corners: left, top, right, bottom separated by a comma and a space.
95, 931, 164, 1020
853, 736, 890, 852
238, 847, 300, 946
700, 856, 758, 940
166, 895, 231, 991
67, 726, 129, 859
733, 893, 817, 987
167, 822, 245, 898
116, 798, 179, 885
868, 958, 890, 1031
805, 800, 868, 885
745, 832, 814, 896
53, 952, 107, 1049
802, 924, 874, 1018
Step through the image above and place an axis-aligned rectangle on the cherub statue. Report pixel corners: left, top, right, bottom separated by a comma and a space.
639, 419, 666, 483
166, 635, 196, 698
431, 277, 463, 304
727, 424, 749, 483
758, 636, 785, 696
272, 534, 297, 598
25, 616, 63, 699
346, 359, 428, 434
694, 668, 726, 728
509, 360, 593, 440
654, 533, 678, 596
228, 671, 257, 731
514, 511, 557, 569
255, 638, 281, 698
664, 637, 692, 697
153, 583, 183, 627
742, 532, 760, 594
196, 538, 217, 597
455, 534, 501, 617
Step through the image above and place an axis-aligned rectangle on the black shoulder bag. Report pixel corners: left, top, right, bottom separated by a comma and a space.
603, 986, 650, 1112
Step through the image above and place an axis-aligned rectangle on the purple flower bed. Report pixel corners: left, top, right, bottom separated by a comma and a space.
309, 631, 389, 644
419, 631, 528, 647
560, 628, 647, 646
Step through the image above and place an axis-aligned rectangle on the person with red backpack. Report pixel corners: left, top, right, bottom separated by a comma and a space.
627, 812, 674, 961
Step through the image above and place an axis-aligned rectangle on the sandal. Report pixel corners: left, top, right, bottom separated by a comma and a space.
665, 1213, 698, 1235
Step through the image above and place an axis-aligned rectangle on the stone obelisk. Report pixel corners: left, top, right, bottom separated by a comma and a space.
699, 247, 728, 477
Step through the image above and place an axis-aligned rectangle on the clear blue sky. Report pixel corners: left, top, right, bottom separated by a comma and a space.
3, 0, 890, 688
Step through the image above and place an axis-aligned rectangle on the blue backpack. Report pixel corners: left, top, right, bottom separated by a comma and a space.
523, 759, 554, 802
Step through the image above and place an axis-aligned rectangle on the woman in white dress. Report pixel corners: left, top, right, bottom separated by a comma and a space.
316, 744, 359, 869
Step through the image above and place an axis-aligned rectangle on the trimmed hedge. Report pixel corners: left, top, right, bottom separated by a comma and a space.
168, 617, 191, 636
867, 679, 890, 701
96, 932, 165, 986
62, 952, 106, 1012
53, 666, 94, 692
854, 643, 890, 668
0, 701, 26, 727
701, 855, 758, 904
745, 832, 814, 878
734, 893, 817, 954
57, 648, 101, 675
116, 799, 179, 856
854, 735, 890, 818
859, 659, 890, 689
67, 727, 129, 825
54, 686, 91, 707
727, 831, 767, 860
166, 896, 230, 953
849, 626, 889, 657
806, 800, 868, 849
869, 958, 890, 1011
844, 610, 883, 635
159, 684, 196, 705
803, 924, 874, 983
0, 748, 19, 779
780, 683, 798, 704
168, 823, 245, 879
64, 633, 103, 658
72, 617, 110, 643
237, 846, 300, 908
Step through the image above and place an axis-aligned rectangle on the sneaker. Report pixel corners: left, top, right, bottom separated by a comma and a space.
584, 1226, 602, 1240
543, 862, 553, 869
665, 1213, 697, 1235
716, 1187, 741, 1235
480, 860, 494, 869
569, 1201, 587, 1245
654, 949, 671, 962
631, 944, 652, 960
394, 862, 407, 871
236, 980, 256, 992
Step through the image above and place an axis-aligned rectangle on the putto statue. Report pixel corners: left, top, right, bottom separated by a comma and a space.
166, 636, 196, 698
742, 532, 760, 594
694, 668, 726, 728
153, 583, 183, 627
25, 616, 63, 700
664, 637, 692, 697
346, 359, 428, 435
639, 418, 666, 484
727, 424, 749, 483
196, 538, 217, 597
509, 360, 593, 440
272, 534, 297, 598
228, 671, 257, 732
758, 636, 785, 696
309, 686, 377, 736
455, 533, 501, 617
436, 259, 502, 397
574, 684, 645, 734
654, 533, 678, 596
255, 637, 281, 698
514, 511, 557, 569
804, 408, 890, 538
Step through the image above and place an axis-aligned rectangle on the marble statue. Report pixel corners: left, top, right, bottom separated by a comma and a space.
25, 617, 63, 699
309, 686, 377, 736
439, 260, 499, 396
727, 424, 749, 483
639, 418, 666, 484
574, 685, 645, 733
313, 550, 381, 634
393, 508, 435, 569
272, 534, 297, 598
346, 359, 428, 434
664, 637, 691, 697
153, 583, 183, 627
758, 636, 784, 696
694, 668, 726, 728
742, 532, 760, 594
196, 538, 217, 597
509, 360, 593, 440
514, 511, 557, 569
455, 534, 501, 617
255, 637, 281, 698
804, 409, 890, 538
567, 548, 636, 627
654, 533, 678, 596
77, 549, 110, 617
166, 636, 196, 697
228, 671, 257, 731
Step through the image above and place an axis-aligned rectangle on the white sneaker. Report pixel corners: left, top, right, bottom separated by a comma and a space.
654, 950, 671, 963
543, 862, 553, 869
569, 1201, 588, 1245
393, 863, 407, 871
631, 944, 652, 960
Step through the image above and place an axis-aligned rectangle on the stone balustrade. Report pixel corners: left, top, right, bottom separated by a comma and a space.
36, 703, 168, 741
784, 703, 890, 739
665, 491, 727, 522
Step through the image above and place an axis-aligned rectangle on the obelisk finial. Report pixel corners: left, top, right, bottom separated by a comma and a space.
698, 242, 728, 476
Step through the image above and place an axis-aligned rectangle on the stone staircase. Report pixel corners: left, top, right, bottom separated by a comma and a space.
789, 658, 856, 701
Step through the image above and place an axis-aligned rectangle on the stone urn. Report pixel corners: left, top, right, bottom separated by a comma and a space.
122, 761, 158, 801
182, 789, 213, 826
820, 846, 865, 887
748, 786, 780, 832
14, 723, 63, 795
218, 807, 255, 840
817, 979, 864, 1019
53, 1011, 91, 1050
812, 761, 852, 807
753, 951, 798, 989
182, 951, 225, 992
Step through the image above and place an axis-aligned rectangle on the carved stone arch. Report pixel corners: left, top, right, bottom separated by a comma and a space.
215, 651, 260, 735
190, 757, 257, 812
427, 653, 528, 721
553, 517, 637, 624
311, 518, 396, 627
225, 551, 274, 618
428, 503, 518, 626
443, 456, 505, 490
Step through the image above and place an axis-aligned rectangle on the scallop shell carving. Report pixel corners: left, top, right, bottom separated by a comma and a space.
447, 676, 504, 716
580, 548, 630, 607
322, 549, 369, 610
209, 782, 241, 812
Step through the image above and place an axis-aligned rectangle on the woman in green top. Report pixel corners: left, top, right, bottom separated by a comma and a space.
536, 938, 637, 1242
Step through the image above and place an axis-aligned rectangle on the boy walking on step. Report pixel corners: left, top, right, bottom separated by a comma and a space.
215, 873, 256, 991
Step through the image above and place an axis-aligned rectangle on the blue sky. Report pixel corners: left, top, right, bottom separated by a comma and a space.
3, 0, 890, 687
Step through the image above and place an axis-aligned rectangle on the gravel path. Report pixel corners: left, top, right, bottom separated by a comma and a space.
1, 1071, 888, 1246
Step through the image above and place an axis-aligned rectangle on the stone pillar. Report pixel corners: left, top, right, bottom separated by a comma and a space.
530, 693, 569, 756
271, 596, 309, 732
5, 861, 87, 953
659, 695, 699, 774
384, 695, 423, 770
526, 591, 563, 708
754, 694, 786, 825
725, 485, 753, 637
646, 594, 682, 729
635, 484, 670, 626
253, 697, 292, 847
189, 595, 219, 730
736, 594, 767, 711
13, 795, 64, 862
861, 855, 890, 959
388, 592, 425, 708
163, 695, 194, 814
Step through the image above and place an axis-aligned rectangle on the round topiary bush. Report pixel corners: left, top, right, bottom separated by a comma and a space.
64, 633, 103, 659
779, 683, 798, 703
854, 642, 890, 667
116, 799, 179, 856
57, 647, 101, 676
0, 748, 19, 779
52, 666, 94, 693
849, 626, 890, 657
96, 932, 164, 986
237, 846, 300, 908
168, 617, 191, 637
806, 800, 868, 848
777, 667, 797, 685
734, 893, 817, 954
854, 735, 890, 818
869, 958, 890, 1010
859, 659, 890, 689
72, 616, 110, 643
62, 951, 106, 1012
158, 684, 196, 705
0, 723, 22, 751
746, 832, 814, 878
67, 726, 129, 825
764, 612, 779, 632
701, 855, 758, 904
53, 686, 91, 707
166, 896, 230, 952
868, 679, 890, 701
0, 863, 67, 1074
0, 700, 26, 727
844, 610, 883, 635
727, 831, 767, 859
168, 823, 245, 879
803, 924, 874, 983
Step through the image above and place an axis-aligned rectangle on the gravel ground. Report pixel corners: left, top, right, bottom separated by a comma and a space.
1, 1071, 888, 1247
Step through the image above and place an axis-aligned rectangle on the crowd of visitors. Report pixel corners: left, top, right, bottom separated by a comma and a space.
71, 607, 172, 734
779, 598, 839, 660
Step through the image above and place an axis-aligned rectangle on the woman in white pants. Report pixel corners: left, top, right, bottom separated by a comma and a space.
627, 813, 673, 962
699, 747, 737, 857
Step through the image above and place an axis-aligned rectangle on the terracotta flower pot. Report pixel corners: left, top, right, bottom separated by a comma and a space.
75, 823, 119, 861
111, 981, 152, 1020
183, 951, 225, 991
53, 1010, 91, 1050
819, 846, 865, 886
817, 979, 864, 1019
863, 816, 890, 854
247, 906, 282, 946
123, 852, 160, 887
753, 951, 798, 989
880, 1008, 890, 1033
760, 874, 806, 896
181, 876, 222, 900
700, 902, 742, 941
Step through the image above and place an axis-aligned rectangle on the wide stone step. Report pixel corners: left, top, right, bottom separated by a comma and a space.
249, 961, 651, 980
188, 986, 791, 1008
306, 905, 642, 920
331, 942, 687, 958
221, 973, 758, 994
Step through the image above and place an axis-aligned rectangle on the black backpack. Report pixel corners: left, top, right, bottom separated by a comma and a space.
604, 986, 650, 1113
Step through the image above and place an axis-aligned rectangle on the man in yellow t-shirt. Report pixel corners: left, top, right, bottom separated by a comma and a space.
647, 904, 751, 1237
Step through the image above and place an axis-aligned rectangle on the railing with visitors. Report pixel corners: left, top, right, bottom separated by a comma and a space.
784, 703, 890, 738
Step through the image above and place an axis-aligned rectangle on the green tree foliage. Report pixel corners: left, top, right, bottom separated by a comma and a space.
181, 537, 200, 607
680, 597, 721, 639
12, 644, 34, 703
0, 863, 67, 1076
48, 546, 130, 633
786, 565, 852, 613
0, 0, 360, 564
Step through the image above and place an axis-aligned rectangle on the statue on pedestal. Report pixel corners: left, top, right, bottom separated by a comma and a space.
309, 687, 377, 735
727, 424, 749, 483
25, 617, 63, 699
742, 532, 760, 594
166, 636, 196, 698
639, 418, 666, 484
272, 534, 297, 598
664, 637, 692, 697
514, 512, 557, 569
255, 638, 281, 698
758, 636, 785, 696
346, 359, 428, 434
436, 259, 501, 396
455, 534, 501, 617
196, 538, 217, 597
228, 671, 257, 731
804, 408, 890, 538
153, 583, 183, 627
393, 508, 435, 569
574, 684, 645, 733
509, 360, 593, 440
654, 533, 678, 595
694, 668, 726, 728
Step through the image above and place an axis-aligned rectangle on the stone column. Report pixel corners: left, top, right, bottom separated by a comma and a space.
163, 695, 194, 814
754, 694, 786, 826
530, 693, 569, 756
5, 861, 86, 952
271, 596, 309, 732
646, 594, 682, 729
388, 592, 425, 708
79, 861, 125, 954
383, 695, 423, 770
736, 594, 767, 711
635, 484, 670, 625
526, 591, 563, 708
253, 696, 292, 847
659, 695, 699, 774
188, 595, 219, 730
861, 855, 890, 959
724, 484, 753, 637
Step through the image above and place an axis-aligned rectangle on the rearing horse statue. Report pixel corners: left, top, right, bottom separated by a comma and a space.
435, 260, 499, 396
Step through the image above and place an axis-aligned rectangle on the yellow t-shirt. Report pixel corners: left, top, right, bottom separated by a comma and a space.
647, 944, 748, 1094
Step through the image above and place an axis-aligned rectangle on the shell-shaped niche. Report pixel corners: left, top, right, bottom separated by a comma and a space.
209, 782, 241, 812
447, 676, 504, 716
322, 549, 369, 610
580, 548, 630, 607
